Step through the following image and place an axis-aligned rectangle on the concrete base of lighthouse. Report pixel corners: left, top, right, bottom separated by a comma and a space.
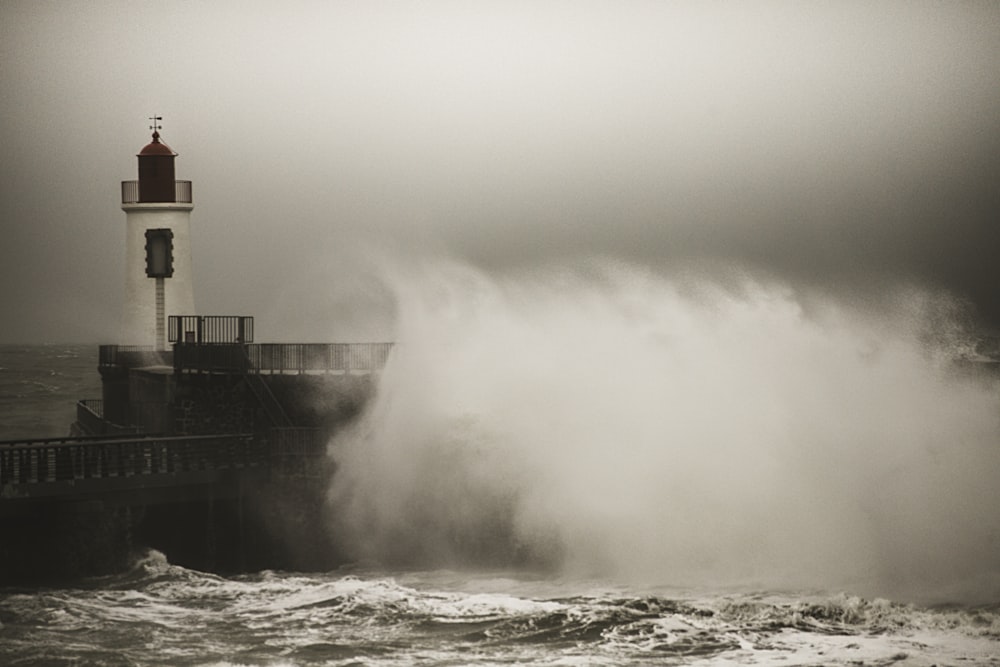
121, 202, 196, 349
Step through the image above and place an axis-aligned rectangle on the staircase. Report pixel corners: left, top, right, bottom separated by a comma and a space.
240, 352, 293, 429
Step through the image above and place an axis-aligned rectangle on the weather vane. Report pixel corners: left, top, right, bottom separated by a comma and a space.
149, 115, 163, 134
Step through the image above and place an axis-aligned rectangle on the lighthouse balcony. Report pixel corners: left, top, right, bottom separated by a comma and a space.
121, 180, 192, 204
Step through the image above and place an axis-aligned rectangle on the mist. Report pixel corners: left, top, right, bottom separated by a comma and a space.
328, 259, 1000, 604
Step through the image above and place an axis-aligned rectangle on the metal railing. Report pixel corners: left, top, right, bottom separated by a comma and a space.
168, 316, 254, 344
75, 399, 104, 437
121, 180, 192, 204
75, 399, 140, 437
0, 433, 149, 448
0, 433, 259, 487
80, 398, 103, 419
173, 342, 393, 375
247, 343, 394, 374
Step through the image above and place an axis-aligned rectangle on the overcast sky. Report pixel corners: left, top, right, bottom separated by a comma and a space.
1, 1, 998, 343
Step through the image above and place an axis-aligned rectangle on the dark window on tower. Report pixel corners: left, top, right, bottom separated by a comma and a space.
145, 228, 174, 277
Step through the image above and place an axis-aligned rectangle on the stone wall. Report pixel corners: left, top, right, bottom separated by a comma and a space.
173, 375, 256, 435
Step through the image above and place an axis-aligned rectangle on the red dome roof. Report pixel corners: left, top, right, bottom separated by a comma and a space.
138, 132, 176, 156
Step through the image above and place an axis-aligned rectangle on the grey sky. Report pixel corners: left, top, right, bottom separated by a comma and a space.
1, 1, 998, 343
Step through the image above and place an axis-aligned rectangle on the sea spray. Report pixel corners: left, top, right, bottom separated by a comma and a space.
327, 260, 1000, 603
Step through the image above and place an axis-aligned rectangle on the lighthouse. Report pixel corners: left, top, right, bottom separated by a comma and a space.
120, 118, 196, 350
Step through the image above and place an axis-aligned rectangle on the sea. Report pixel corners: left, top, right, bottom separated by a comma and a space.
1, 344, 999, 666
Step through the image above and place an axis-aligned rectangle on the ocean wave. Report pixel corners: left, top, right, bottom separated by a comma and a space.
713, 592, 1000, 639
87, 558, 1000, 640
4, 559, 998, 665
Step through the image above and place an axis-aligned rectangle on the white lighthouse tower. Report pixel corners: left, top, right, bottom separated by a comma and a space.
121, 118, 196, 350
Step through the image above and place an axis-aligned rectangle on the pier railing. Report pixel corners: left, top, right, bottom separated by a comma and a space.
0, 433, 259, 488
173, 342, 394, 375
248, 342, 394, 374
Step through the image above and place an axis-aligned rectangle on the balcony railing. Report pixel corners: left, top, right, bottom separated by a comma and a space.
168, 316, 254, 344
121, 180, 192, 204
